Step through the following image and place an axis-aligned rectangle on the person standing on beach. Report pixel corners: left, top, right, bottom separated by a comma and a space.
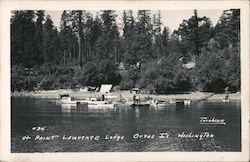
224, 87, 229, 100
102, 94, 105, 101
133, 94, 136, 103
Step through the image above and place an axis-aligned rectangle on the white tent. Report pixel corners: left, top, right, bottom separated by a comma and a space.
182, 62, 196, 69
99, 84, 112, 93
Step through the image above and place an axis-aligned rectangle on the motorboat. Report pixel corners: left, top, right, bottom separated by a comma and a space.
57, 94, 79, 105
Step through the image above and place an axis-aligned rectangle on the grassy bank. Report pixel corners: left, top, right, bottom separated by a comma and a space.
11, 90, 241, 101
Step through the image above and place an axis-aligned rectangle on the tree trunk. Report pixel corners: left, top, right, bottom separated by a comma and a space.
78, 11, 83, 68
63, 49, 66, 66
78, 36, 82, 68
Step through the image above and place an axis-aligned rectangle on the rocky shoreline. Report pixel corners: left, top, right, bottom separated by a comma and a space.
11, 90, 241, 101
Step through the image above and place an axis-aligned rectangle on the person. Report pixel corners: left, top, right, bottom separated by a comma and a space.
225, 94, 229, 100
136, 95, 140, 103
224, 87, 229, 93
102, 94, 105, 101
133, 94, 136, 103
224, 87, 229, 100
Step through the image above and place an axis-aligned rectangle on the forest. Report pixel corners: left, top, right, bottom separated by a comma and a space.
11, 9, 240, 94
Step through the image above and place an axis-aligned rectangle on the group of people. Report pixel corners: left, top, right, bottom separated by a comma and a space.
133, 94, 141, 103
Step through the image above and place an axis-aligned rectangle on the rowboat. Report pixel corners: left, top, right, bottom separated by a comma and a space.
131, 102, 150, 107
151, 102, 168, 107
149, 99, 176, 107
114, 101, 133, 106
80, 100, 107, 105
88, 103, 115, 109
78, 100, 115, 108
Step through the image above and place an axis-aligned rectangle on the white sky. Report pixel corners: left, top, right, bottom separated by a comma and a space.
46, 10, 224, 33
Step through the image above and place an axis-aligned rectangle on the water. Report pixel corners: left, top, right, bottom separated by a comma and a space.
11, 97, 241, 152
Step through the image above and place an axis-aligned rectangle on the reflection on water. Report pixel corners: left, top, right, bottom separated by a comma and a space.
11, 97, 241, 152
61, 104, 74, 117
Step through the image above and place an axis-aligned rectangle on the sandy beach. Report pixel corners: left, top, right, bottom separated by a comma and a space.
11, 89, 241, 101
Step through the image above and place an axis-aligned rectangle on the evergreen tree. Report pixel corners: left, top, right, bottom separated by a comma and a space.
10, 9, 240, 93
71, 10, 85, 68
84, 13, 94, 61
214, 9, 240, 50
60, 10, 78, 65
96, 10, 119, 63
196, 9, 241, 92
11, 10, 37, 67
152, 11, 162, 57
161, 26, 170, 56
43, 15, 58, 74
126, 10, 153, 66
91, 14, 103, 60
177, 9, 212, 59
122, 10, 135, 63
34, 10, 45, 65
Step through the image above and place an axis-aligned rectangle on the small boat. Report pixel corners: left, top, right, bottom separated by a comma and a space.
88, 103, 115, 109
80, 100, 107, 105
184, 99, 191, 105
168, 99, 176, 104
131, 102, 150, 107
222, 98, 230, 102
150, 100, 167, 107
114, 101, 133, 107
156, 102, 169, 107
57, 94, 79, 105
79, 99, 115, 108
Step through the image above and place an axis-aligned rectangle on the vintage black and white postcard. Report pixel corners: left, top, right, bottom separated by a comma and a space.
0, 0, 249, 162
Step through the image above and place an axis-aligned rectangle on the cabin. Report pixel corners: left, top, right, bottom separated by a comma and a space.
132, 88, 139, 94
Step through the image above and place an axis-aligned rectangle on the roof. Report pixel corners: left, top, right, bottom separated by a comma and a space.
99, 84, 112, 93
132, 88, 139, 91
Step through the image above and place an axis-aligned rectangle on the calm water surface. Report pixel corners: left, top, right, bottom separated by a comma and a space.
11, 97, 241, 152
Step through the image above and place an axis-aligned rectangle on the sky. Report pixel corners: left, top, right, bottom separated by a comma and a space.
46, 10, 224, 33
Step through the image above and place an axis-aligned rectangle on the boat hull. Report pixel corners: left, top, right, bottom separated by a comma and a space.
56, 100, 79, 105
88, 104, 114, 109
131, 103, 150, 107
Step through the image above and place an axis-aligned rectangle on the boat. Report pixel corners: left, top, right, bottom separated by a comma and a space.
114, 101, 134, 106
56, 94, 79, 105
154, 102, 169, 107
168, 99, 176, 104
88, 103, 115, 109
79, 100, 107, 105
130, 102, 150, 107
184, 99, 191, 105
78, 99, 115, 108
149, 99, 176, 107
222, 98, 230, 102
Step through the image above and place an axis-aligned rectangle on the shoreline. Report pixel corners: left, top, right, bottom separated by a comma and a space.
11, 90, 241, 101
